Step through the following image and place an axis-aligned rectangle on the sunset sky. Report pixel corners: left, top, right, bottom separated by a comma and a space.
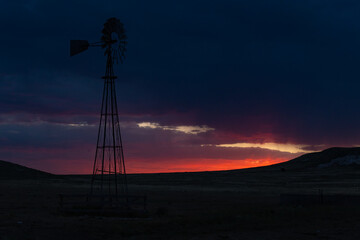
1, 1, 360, 174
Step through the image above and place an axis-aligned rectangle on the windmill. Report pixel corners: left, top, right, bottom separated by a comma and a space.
70, 18, 128, 202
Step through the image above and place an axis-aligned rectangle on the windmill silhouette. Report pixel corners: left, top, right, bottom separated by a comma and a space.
70, 18, 128, 202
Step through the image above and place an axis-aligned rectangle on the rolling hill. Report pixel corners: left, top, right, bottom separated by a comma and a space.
0, 160, 53, 180
271, 147, 360, 171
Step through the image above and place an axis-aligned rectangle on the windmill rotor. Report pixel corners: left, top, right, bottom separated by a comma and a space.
101, 17, 127, 63
70, 17, 127, 63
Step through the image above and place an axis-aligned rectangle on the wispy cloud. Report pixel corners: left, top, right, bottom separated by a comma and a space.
207, 142, 314, 154
62, 122, 91, 127
0, 118, 94, 128
137, 122, 214, 135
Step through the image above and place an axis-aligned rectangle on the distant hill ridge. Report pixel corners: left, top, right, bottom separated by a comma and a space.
273, 147, 360, 171
0, 160, 53, 179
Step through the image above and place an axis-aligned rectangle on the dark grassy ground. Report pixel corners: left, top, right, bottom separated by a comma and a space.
1, 165, 360, 240
1, 148, 360, 239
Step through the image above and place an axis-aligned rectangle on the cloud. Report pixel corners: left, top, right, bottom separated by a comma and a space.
210, 142, 314, 154
137, 122, 214, 135
61, 122, 91, 127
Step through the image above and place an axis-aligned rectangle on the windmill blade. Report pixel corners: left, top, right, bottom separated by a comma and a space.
70, 40, 90, 56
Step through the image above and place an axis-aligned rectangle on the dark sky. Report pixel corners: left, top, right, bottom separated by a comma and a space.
1, 0, 360, 173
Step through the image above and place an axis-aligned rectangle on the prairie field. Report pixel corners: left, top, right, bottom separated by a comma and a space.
1, 165, 360, 240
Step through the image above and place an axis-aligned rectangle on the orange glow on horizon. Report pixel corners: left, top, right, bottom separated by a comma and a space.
48, 157, 289, 175
124, 157, 289, 174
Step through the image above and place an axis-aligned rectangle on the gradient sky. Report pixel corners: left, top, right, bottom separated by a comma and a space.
1, 0, 360, 174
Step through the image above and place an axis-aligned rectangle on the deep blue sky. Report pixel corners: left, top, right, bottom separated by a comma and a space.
1, 0, 360, 173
